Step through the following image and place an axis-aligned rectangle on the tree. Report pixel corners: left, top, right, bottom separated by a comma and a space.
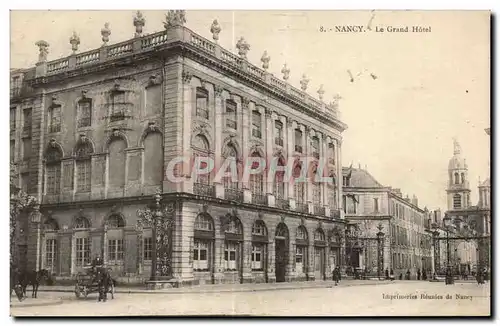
10, 162, 37, 265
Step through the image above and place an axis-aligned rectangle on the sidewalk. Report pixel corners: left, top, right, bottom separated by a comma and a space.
39, 279, 395, 295
10, 297, 63, 308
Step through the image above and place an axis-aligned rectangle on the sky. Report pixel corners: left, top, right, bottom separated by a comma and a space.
9, 10, 491, 212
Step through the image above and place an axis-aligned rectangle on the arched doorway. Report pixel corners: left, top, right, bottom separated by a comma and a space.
275, 222, 289, 282
313, 228, 326, 280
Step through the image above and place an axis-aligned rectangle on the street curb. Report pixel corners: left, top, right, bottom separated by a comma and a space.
38, 281, 394, 295
10, 299, 63, 308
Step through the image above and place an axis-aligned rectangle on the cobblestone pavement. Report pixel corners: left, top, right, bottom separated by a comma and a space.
11, 281, 490, 317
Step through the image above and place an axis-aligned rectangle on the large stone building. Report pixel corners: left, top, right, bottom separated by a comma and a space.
341, 166, 432, 278
10, 11, 347, 286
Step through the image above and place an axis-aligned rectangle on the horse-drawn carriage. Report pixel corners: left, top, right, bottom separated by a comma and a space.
74, 266, 115, 300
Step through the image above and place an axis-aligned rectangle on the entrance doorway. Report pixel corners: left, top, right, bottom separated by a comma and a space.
275, 223, 289, 283
314, 247, 325, 280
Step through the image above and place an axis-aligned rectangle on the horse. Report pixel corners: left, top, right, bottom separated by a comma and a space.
20, 269, 50, 299
95, 267, 113, 302
10, 266, 24, 302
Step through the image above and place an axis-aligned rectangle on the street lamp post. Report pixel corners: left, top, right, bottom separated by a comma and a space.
443, 215, 454, 285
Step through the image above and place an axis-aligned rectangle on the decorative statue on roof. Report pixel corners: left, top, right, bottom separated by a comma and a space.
101, 23, 111, 46
134, 11, 146, 37
210, 19, 221, 42
261, 51, 271, 70
69, 31, 80, 54
236, 37, 250, 59
281, 63, 290, 81
164, 10, 186, 29
35, 40, 49, 63
300, 74, 310, 91
317, 84, 325, 101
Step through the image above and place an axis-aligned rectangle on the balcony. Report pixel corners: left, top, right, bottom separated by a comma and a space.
330, 209, 341, 219
110, 112, 125, 122
275, 137, 284, 147
296, 202, 308, 213
49, 124, 61, 133
295, 145, 303, 153
315, 206, 326, 216
252, 129, 262, 139
313, 151, 320, 160
226, 119, 237, 130
252, 193, 267, 205
275, 198, 288, 210
194, 183, 215, 197
225, 188, 243, 202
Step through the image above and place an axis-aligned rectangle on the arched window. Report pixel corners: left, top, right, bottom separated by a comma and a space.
249, 152, 264, 197
327, 170, 336, 208
295, 226, 308, 274
223, 144, 238, 190
43, 218, 59, 272
314, 229, 325, 241
328, 142, 335, 165
454, 172, 460, 185
192, 134, 211, 186
312, 165, 321, 208
251, 220, 267, 271
275, 121, 283, 146
311, 136, 320, 159
74, 216, 91, 268
223, 215, 243, 271
45, 146, 62, 195
273, 156, 286, 201
453, 194, 462, 209
106, 214, 125, 270
196, 87, 209, 119
49, 104, 61, 133
75, 140, 93, 193
194, 214, 214, 272
293, 164, 305, 207
460, 173, 465, 184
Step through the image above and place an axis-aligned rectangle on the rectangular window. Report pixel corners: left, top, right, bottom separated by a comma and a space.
23, 108, 32, 130
347, 196, 357, 214
21, 173, 29, 193
250, 174, 263, 195
275, 121, 283, 146
22, 137, 32, 160
251, 244, 263, 270
45, 239, 57, 270
111, 91, 126, 121
294, 129, 303, 153
273, 179, 285, 199
143, 237, 153, 261
46, 164, 61, 195
76, 160, 91, 192
313, 183, 321, 205
10, 108, 16, 131
225, 100, 237, 130
78, 100, 92, 128
75, 237, 91, 267
294, 182, 305, 204
296, 246, 305, 273
194, 240, 209, 271
49, 105, 61, 133
224, 241, 237, 271
196, 88, 209, 120
10, 140, 15, 162
374, 198, 379, 212
108, 239, 124, 261
252, 111, 262, 138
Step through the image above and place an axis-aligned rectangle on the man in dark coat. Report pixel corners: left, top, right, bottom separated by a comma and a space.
385, 268, 389, 280
417, 269, 421, 280
332, 267, 340, 286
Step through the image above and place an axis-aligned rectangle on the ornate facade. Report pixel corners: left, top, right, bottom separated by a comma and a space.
10, 11, 347, 286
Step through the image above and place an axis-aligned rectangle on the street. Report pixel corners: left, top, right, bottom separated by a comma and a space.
10, 281, 490, 317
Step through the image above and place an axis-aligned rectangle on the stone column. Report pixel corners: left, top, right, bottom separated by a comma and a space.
377, 229, 385, 279
213, 232, 224, 284
136, 224, 144, 275
336, 139, 343, 215
286, 228, 296, 282
213, 85, 224, 175
305, 127, 314, 214
286, 119, 296, 209
307, 230, 315, 280
265, 108, 275, 202
242, 239, 253, 283
241, 97, 250, 191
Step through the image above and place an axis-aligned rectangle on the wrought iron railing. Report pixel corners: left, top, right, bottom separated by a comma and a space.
275, 137, 284, 147
225, 188, 243, 202
78, 117, 92, 128
252, 193, 267, 205
194, 183, 215, 197
330, 209, 341, 219
275, 198, 288, 210
252, 129, 262, 139
49, 124, 61, 133
296, 202, 308, 213
226, 119, 237, 130
315, 206, 326, 216
295, 145, 303, 153
110, 112, 125, 122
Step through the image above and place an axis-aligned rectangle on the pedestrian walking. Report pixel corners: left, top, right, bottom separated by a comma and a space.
406, 269, 411, 280
385, 268, 389, 280
389, 269, 395, 281
422, 270, 427, 281
333, 267, 340, 286
417, 269, 421, 280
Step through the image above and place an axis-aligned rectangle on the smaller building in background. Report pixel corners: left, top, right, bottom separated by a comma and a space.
342, 165, 431, 279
